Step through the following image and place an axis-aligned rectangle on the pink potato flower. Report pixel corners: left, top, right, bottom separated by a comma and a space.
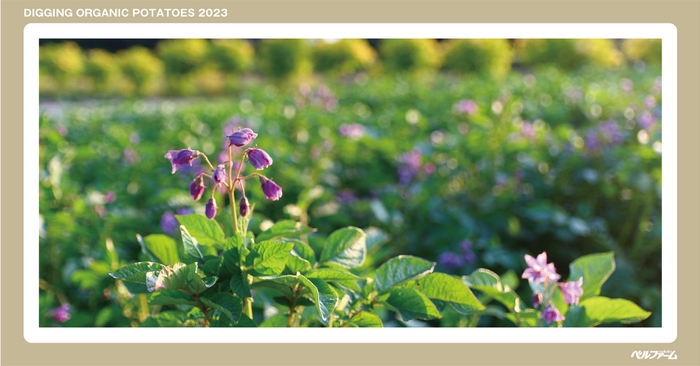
521, 252, 561, 284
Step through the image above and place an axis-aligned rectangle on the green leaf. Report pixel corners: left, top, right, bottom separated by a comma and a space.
292, 241, 316, 265
403, 273, 485, 314
223, 234, 243, 251
378, 287, 441, 321
149, 290, 197, 306
202, 257, 223, 277
319, 227, 367, 269
465, 268, 501, 289
259, 313, 289, 327
180, 226, 204, 262
200, 293, 243, 324
251, 275, 298, 299
230, 272, 251, 298
222, 248, 242, 276
136, 234, 159, 262
256, 220, 315, 242
568, 252, 615, 301
286, 252, 312, 273
463, 269, 525, 312
245, 241, 295, 276
563, 296, 651, 327
150, 311, 186, 327
504, 309, 540, 327
500, 270, 520, 291
233, 314, 257, 327
306, 268, 362, 292
306, 268, 361, 281
374, 255, 435, 293
364, 227, 390, 251
348, 312, 383, 327
299, 276, 338, 322
150, 262, 217, 294
176, 214, 225, 246
109, 262, 164, 284
141, 234, 180, 265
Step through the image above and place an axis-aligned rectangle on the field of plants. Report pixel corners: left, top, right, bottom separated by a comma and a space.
39, 38, 662, 328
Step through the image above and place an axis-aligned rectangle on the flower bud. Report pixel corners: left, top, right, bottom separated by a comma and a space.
228, 128, 258, 147
239, 195, 250, 217
165, 148, 199, 174
247, 148, 273, 170
212, 164, 227, 184
259, 176, 283, 201
532, 292, 543, 308
189, 176, 205, 201
205, 198, 217, 219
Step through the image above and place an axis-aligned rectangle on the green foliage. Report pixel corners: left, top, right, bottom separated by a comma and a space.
83, 49, 120, 93
207, 39, 254, 73
564, 297, 651, 326
442, 39, 513, 78
156, 39, 209, 76
378, 39, 441, 72
311, 39, 377, 75
621, 39, 662, 65
116, 46, 163, 95
257, 39, 311, 80
39, 42, 85, 86
514, 39, 624, 70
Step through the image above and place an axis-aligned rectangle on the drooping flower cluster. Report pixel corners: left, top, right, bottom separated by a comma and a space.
165, 126, 282, 221
522, 252, 584, 325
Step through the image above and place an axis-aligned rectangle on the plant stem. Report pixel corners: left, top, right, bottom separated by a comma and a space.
228, 145, 239, 234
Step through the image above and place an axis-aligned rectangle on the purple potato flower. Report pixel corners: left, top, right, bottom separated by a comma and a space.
559, 277, 584, 305
259, 176, 283, 201
521, 252, 561, 284
247, 148, 273, 170
438, 251, 465, 269
52, 303, 71, 323
212, 164, 227, 184
228, 128, 258, 147
205, 198, 217, 219
239, 195, 250, 217
521, 122, 535, 139
639, 111, 655, 130
189, 176, 205, 201
455, 99, 478, 115
541, 304, 566, 324
599, 119, 624, 145
339, 123, 365, 138
160, 211, 180, 236
584, 129, 600, 151
104, 191, 116, 204
165, 148, 199, 174
459, 240, 476, 264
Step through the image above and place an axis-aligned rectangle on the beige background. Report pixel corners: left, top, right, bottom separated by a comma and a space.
3, 0, 699, 365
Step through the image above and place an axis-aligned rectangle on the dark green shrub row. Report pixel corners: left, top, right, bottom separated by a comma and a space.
40, 39, 661, 97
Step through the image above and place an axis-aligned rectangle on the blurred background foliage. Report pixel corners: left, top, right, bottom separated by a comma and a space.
38, 38, 662, 327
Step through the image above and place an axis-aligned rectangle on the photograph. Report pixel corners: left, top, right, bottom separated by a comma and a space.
37, 37, 662, 329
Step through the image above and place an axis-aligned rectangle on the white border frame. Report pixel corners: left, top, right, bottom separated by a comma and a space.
24, 23, 677, 343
